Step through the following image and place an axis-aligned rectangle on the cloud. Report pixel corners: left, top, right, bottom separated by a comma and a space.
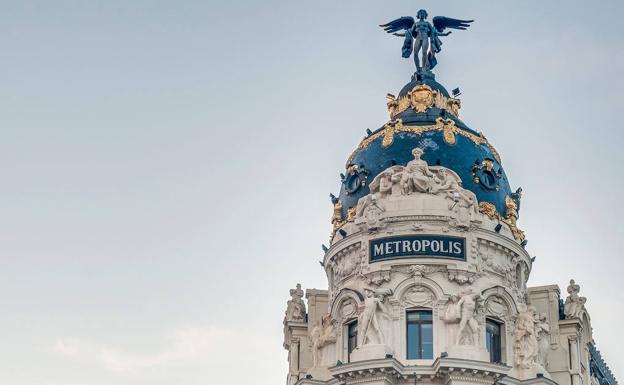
52, 326, 281, 373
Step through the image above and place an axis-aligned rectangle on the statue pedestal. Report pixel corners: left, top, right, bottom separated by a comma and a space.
446, 344, 489, 361
350, 344, 394, 361
306, 366, 331, 381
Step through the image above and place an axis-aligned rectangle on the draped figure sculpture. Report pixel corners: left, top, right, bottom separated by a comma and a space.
401, 148, 438, 194
514, 306, 540, 369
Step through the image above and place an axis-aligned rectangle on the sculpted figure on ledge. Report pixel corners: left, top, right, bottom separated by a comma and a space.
361, 148, 478, 224
284, 283, 306, 322
443, 289, 483, 346
455, 289, 482, 345
401, 148, 438, 194
359, 288, 393, 346
535, 313, 551, 369
513, 305, 551, 375
309, 313, 337, 367
564, 279, 587, 319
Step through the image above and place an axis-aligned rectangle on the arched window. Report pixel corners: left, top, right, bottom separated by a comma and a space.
406, 310, 433, 359
486, 318, 503, 363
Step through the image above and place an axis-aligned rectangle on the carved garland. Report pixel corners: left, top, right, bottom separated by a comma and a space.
347, 118, 501, 165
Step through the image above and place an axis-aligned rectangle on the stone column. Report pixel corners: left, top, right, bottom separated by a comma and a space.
568, 335, 581, 385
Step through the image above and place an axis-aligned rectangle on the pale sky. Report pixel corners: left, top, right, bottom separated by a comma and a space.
1, 1, 622, 384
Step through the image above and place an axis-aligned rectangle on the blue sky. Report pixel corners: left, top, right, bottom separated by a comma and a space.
0, 1, 622, 384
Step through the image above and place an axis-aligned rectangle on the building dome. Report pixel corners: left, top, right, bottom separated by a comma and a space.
283, 13, 618, 385
335, 73, 519, 225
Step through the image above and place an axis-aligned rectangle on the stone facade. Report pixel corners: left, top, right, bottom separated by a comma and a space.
282, 153, 616, 385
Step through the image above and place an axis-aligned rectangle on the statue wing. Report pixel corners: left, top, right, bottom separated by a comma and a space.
379, 16, 415, 34
432, 16, 473, 33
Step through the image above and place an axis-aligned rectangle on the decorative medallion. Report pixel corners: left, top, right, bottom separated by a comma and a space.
410, 84, 435, 113
485, 296, 508, 318
342, 164, 368, 195
403, 286, 435, 307
385, 85, 462, 119
472, 158, 502, 192
340, 298, 357, 319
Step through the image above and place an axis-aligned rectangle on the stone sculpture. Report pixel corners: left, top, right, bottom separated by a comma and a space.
361, 194, 386, 229
326, 245, 360, 285
401, 148, 438, 194
455, 289, 482, 346
564, 279, 587, 319
443, 289, 483, 346
513, 306, 540, 370
285, 283, 306, 322
536, 313, 551, 369
359, 288, 393, 346
309, 313, 337, 367
361, 147, 478, 226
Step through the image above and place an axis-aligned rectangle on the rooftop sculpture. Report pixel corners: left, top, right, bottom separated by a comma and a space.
380, 9, 473, 72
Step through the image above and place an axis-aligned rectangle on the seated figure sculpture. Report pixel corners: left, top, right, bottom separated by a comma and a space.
400, 148, 439, 194
360, 147, 478, 227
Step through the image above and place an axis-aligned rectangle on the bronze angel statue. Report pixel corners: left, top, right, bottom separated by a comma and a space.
380, 9, 473, 72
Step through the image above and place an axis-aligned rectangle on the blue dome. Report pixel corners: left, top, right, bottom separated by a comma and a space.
336, 76, 516, 220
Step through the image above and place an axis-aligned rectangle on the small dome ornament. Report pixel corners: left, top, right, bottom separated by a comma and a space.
472, 159, 502, 192
342, 164, 368, 195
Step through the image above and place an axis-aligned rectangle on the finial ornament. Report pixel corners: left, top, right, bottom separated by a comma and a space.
380, 9, 473, 72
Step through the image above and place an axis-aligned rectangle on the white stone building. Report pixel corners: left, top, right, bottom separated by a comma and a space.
281, 17, 618, 385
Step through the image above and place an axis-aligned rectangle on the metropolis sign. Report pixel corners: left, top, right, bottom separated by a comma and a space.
369, 235, 465, 262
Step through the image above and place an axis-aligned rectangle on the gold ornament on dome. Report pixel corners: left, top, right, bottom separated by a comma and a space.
479, 202, 498, 220
410, 84, 435, 113
386, 84, 462, 119
348, 118, 501, 165
346, 207, 357, 222
440, 118, 457, 145
478, 201, 525, 241
446, 98, 461, 117
382, 121, 396, 148
331, 200, 344, 230
505, 196, 519, 226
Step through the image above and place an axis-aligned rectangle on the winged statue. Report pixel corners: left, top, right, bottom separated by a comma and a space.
380, 9, 473, 72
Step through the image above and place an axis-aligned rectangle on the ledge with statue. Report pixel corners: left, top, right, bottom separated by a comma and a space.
327, 147, 528, 268
282, 280, 571, 385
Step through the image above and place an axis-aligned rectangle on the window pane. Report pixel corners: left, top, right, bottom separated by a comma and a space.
348, 322, 358, 338
421, 323, 433, 359
407, 323, 420, 359
406, 310, 433, 359
486, 319, 502, 363
407, 310, 433, 321
347, 321, 358, 360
